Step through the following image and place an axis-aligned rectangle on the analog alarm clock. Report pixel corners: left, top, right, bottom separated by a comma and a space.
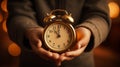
43, 9, 76, 53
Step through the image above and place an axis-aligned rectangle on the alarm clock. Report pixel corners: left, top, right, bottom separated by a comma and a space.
43, 9, 76, 53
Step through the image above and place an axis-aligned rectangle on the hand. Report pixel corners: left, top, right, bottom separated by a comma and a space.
56, 27, 91, 66
25, 27, 60, 61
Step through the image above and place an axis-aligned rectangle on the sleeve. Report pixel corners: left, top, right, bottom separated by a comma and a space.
6, 0, 40, 48
77, 0, 111, 51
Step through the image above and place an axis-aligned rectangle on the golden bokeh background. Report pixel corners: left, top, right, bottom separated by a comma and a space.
0, 0, 120, 67
0, 0, 21, 57
0, 0, 20, 67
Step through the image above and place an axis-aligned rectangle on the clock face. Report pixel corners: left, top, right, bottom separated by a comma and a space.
43, 22, 76, 53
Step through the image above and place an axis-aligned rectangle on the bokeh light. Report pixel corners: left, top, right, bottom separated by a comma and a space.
1, 0, 7, 12
8, 43, 21, 57
2, 20, 7, 32
108, 2, 120, 18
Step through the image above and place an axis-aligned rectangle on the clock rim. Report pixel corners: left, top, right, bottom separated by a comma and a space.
43, 21, 76, 53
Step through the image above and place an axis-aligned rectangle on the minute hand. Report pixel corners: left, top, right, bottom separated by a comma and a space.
57, 25, 61, 38
53, 26, 58, 34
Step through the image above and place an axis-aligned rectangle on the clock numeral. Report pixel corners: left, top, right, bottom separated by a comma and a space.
46, 35, 50, 38
49, 40, 51, 42
49, 30, 53, 33
52, 43, 55, 46
58, 45, 60, 48
52, 44, 55, 47
67, 40, 70, 43
63, 43, 66, 46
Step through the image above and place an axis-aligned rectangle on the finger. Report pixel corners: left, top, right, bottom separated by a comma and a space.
71, 42, 81, 50
65, 41, 87, 57
31, 44, 53, 60
31, 40, 61, 61
29, 36, 41, 46
55, 54, 74, 66
65, 46, 87, 57
38, 47, 53, 59
38, 48, 61, 61
52, 53, 60, 60
36, 40, 42, 48
61, 56, 74, 61
59, 53, 74, 61
30, 39, 42, 50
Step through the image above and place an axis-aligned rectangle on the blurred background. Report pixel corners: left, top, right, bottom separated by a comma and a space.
0, 0, 120, 67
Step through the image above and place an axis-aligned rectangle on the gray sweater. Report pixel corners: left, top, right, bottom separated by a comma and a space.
7, 0, 111, 67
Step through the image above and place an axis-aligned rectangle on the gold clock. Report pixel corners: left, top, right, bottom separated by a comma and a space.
43, 9, 76, 53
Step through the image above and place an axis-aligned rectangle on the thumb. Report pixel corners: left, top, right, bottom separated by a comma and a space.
37, 40, 42, 48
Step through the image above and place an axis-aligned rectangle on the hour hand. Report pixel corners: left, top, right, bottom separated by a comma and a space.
53, 26, 60, 38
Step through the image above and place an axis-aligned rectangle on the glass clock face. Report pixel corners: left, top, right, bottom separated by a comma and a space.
43, 22, 75, 52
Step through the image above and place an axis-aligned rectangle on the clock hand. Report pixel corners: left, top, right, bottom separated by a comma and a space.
53, 26, 60, 38
57, 25, 61, 38
53, 26, 57, 34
